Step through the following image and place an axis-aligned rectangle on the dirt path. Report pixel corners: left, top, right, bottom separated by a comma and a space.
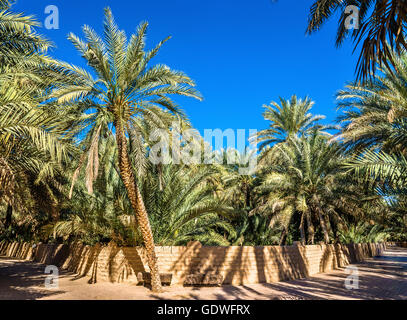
0, 246, 406, 300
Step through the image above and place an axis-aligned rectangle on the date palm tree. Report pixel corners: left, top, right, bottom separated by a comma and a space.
337, 48, 407, 199
51, 8, 202, 292
253, 95, 325, 152
255, 133, 347, 244
0, 1, 76, 226
139, 163, 236, 246
336, 48, 407, 154
0, 0, 53, 68
307, 0, 407, 80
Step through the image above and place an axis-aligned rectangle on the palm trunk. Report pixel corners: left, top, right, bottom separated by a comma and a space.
114, 117, 162, 292
4, 204, 12, 229
245, 185, 250, 208
51, 203, 59, 222
299, 213, 305, 245
279, 228, 287, 245
314, 201, 330, 244
306, 210, 315, 244
324, 214, 331, 240
331, 217, 339, 244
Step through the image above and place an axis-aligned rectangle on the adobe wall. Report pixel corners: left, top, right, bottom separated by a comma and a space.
0, 240, 386, 286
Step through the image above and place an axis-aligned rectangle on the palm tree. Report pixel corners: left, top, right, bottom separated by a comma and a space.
140, 163, 235, 246
218, 148, 258, 209
337, 48, 407, 202
307, 0, 407, 80
52, 8, 202, 292
338, 221, 390, 244
336, 49, 407, 154
46, 136, 236, 247
255, 133, 348, 244
385, 198, 407, 241
253, 95, 325, 152
0, 0, 50, 64
345, 149, 407, 192
336, 49, 407, 238
0, 1, 76, 228
230, 213, 281, 246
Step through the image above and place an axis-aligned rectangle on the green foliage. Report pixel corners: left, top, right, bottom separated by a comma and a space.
231, 214, 280, 246
253, 95, 326, 151
338, 222, 390, 244
307, 1, 407, 80
1, 3, 406, 248
141, 164, 236, 246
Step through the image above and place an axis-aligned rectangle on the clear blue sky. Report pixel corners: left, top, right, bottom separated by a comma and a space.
14, 0, 357, 135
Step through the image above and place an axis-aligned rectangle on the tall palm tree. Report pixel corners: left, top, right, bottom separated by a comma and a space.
46, 133, 237, 247
253, 95, 325, 151
255, 133, 347, 244
52, 8, 202, 292
307, 0, 407, 80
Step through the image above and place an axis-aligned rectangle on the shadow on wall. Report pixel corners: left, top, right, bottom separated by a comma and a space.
0, 240, 146, 285
166, 242, 384, 286
167, 242, 311, 286
0, 240, 386, 287
0, 242, 34, 260
395, 242, 407, 248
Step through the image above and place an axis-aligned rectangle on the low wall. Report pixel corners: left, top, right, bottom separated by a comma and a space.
0, 240, 386, 286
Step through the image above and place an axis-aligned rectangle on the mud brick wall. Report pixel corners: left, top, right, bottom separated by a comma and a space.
0, 240, 386, 286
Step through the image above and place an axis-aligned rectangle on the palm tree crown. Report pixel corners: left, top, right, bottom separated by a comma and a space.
254, 95, 325, 151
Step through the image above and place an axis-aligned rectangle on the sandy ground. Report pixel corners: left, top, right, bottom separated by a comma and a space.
0, 246, 406, 300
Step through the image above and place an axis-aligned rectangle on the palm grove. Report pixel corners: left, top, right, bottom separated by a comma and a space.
1, 0, 407, 292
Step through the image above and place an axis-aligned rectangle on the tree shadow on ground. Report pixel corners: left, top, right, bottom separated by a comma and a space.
0, 257, 67, 300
